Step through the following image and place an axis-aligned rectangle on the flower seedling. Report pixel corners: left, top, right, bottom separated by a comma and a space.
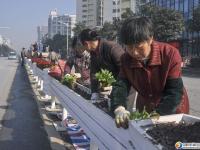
95, 69, 116, 88
62, 74, 77, 89
129, 107, 160, 120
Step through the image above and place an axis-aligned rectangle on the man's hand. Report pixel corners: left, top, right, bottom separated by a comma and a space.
90, 93, 99, 103
114, 106, 130, 129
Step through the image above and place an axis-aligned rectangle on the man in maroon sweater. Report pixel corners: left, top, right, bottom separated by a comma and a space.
111, 16, 189, 129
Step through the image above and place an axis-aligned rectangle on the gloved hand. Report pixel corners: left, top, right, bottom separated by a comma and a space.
114, 106, 130, 129
100, 86, 112, 96
90, 93, 100, 103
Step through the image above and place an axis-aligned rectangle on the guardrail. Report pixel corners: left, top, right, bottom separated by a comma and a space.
25, 58, 155, 150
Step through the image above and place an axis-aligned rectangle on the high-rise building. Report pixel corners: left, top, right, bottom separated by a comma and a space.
103, 0, 140, 23
48, 10, 76, 39
76, 0, 99, 27
37, 26, 48, 51
76, 0, 139, 28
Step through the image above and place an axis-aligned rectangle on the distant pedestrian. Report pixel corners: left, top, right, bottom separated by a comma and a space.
48, 49, 59, 65
21, 47, 25, 66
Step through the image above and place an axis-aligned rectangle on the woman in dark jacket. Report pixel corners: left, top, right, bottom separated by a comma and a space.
78, 29, 125, 101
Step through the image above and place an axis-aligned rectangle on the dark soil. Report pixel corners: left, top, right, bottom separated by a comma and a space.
146, 121, 200, 150
72, 85, 114, 116
74, 86, 91, 100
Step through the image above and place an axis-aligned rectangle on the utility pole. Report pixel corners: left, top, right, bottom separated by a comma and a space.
58, 21, 69, 56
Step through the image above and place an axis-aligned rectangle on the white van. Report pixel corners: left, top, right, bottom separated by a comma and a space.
8, 52, 17, 60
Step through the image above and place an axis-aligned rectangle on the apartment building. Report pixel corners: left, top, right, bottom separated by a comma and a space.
103, 0, 139, 23
76, 0, 138, 28
76, 0, 98, 27
48, 10, 76, 39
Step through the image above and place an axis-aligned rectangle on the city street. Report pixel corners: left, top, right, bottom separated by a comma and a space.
0, 57, 51, 150
183, 68, 200, 117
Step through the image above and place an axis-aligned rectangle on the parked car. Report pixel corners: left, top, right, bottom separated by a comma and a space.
8, 52, 17, 60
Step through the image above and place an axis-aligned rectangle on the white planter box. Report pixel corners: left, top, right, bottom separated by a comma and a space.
25, 58, 200, 150
129, 114, 200, 150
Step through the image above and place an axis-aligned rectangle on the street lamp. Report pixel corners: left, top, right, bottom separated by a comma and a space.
58, 21, 69, 56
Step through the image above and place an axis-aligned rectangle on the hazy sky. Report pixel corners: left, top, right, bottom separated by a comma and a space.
0, 0, 76, 51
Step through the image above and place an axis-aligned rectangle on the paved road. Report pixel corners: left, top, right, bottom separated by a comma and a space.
0, 57, 51, 150
183, 67, 200, 117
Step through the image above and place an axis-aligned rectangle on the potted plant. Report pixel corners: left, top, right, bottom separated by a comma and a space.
37, 59, 52, 70
62, 74, 77, 89
95, 69, 116, 94
129, 107, 159, 121
95, 69, 116, 111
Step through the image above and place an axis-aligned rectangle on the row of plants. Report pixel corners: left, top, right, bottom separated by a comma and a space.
30, 61, 200, 149
59, 68, 200, 150
61, 74, 77, 89
31, 57, 53, 70
37, 60, 52, 70
60, 69, 161, 120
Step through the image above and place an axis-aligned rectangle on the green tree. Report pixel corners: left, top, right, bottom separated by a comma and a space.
141, 5, 184, 42
99, 9, 136, 42
0, 44, 13, 56
73, 22, 87, 36
43, 38, 53, 50
188, 6, 200, 32
99, 22, 116, 40
187, 6, 200, 56
52, 34, 66, 52
42, 34, 71, 58
121, 8, 135, 20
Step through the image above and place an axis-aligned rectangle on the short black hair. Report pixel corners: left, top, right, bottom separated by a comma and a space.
79, 28, 99, 44
120, 16, 154, 45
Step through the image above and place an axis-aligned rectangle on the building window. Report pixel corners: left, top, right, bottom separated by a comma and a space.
113, 0, 120, 5
82, 0, 87, 2
113, 9, 120, 13
113, 17, 120, 21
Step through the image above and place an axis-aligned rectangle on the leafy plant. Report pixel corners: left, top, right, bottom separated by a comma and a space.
95, 69, 116, 88
62, 74, 76, 88
129, 107, 160, 120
